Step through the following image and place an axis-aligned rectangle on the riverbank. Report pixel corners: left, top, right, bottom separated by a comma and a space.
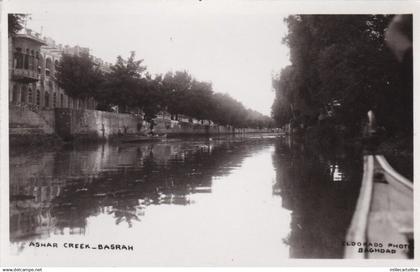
9, 106, 279, 147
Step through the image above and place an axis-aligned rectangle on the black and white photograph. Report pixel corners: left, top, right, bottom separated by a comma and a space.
0, 0, 416, 268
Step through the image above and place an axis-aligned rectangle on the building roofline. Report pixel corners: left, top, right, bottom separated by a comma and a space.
14, 33, 48, 46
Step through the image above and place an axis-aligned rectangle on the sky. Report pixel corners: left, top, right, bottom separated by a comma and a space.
22, 1, 291, 116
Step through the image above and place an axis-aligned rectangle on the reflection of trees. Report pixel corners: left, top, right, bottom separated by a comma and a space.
50, 141, 249, 229
108, 198, 142, 228
11, 138, 262, 240
272, 138, 363, 258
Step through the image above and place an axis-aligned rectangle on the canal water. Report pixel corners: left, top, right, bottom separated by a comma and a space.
9, 136, 363, 265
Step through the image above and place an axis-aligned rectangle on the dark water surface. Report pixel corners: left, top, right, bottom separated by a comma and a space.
9, 136, 363, 264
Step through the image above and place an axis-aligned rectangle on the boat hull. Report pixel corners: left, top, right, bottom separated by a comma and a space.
345, 155, 413, 259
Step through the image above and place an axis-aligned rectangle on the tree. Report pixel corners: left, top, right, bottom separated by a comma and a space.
141, 74, 165, 127
102, 51, 147, 112
55, 52, 105, 100
184, 79, 214, 121
211, 93, 247, 128
272, 15, 406, 136
271, 65, 300, 127
8, 14, 26, 36
57, 50, 273, 129
161, 71, 193, 118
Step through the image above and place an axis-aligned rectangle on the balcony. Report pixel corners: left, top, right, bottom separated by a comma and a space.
12, 68, 40, 83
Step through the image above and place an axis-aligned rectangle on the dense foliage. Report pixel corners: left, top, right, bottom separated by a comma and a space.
56, 52, 273, 129
8, 14, 26, 35
271, 15, 412, 138
55, 53, 105, 99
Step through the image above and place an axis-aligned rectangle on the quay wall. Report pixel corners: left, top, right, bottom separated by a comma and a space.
10, 105, 55, 135
9, 105, 60, 146
10, 107, 273, 145
54, 108, 146, 141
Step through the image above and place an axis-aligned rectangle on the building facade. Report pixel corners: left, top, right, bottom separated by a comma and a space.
9, 28, 104, 111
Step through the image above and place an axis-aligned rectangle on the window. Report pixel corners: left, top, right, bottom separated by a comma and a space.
14, 48, 23, 69
36, 90, 41, 106
60, 94, 64, 107
45, 58, 52, 76
38, 55, 43, 74
29, 50, 35, 71
45, 92, 50, 108
53, 93, 57, 108
28, 88, 33, 103
21, 87, 27, 103
24, 49, 29, 69
12, 85, 18, 103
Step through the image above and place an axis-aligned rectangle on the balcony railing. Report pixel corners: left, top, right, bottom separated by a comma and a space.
12, 68, 40, 83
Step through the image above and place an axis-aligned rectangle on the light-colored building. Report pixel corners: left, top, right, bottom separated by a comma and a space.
9, 28, 100, 111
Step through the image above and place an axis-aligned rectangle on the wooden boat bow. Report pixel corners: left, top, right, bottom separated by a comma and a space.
344, 112, 413, 259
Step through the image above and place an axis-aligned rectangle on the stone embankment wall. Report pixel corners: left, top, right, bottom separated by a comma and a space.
9, 105, 59, 146
10, 107, 273, 145
10, 105, 55, 135
55, 109, 146, 141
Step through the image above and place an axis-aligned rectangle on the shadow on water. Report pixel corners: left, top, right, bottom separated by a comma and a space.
272, 137, 363, 258
9, 137, 271, 244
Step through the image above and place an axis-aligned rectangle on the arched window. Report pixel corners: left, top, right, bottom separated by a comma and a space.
28, 88, 33, 104
45, 92, 50, 108
53, 92, 57, 108
36, 90, 41, 106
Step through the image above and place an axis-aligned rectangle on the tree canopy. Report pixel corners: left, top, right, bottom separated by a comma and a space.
99, 51, 147, 112
56, 51, 273, 129
272, 15, 410, 137
55, 52, 105, 99
8, 14, 26, 36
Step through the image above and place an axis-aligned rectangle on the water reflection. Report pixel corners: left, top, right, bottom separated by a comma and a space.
9, 136, 363, 264
10, 138, 291, 264
272, 139, 362, 258
10, 140, 244, 240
